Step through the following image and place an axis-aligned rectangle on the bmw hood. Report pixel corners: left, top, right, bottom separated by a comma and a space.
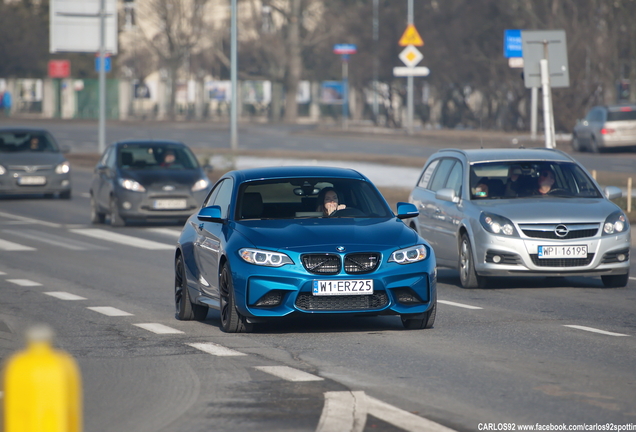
477, 198, 623, 223
0, 152, 67, 166
234, 218, 419, 252
119, 169, 202, 188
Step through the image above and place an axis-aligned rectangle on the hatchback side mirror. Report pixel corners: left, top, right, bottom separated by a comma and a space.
604, 186, 622, 200
436, 188, 460, 203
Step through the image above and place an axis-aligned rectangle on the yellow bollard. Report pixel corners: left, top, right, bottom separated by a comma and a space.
3, 324, 82, 432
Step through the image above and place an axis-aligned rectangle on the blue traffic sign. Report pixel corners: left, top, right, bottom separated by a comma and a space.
95, 56, 112, 73
503, 29, 523, 58
333, 44, 357, 55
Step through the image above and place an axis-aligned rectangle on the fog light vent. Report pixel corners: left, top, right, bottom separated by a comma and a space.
394, 288, 423, 305
253, 291, 283, 308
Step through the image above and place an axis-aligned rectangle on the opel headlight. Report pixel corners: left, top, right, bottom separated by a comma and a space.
192, 178, 210, 192
239, 248, 293, 267
0, 165, 5, 175
55, 161, 70, 174
480, 212, 518, 236
389, 245, 427, 264
603, 211, 629, 235
118, 178, 146, 192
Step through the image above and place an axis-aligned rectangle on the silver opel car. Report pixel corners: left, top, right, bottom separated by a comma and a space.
409, 148, 631, 288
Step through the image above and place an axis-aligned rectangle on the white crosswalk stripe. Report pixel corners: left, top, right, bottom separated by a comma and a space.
254, 366, 323, 382
6, 279, 42, 287
44, 292, 87, 301
0, 238, 36, 251
186, 342, 247, 356
87, 307, 134, 317
134, 323, 184, 334
3, 229, 109, 251
70, 229, 174, 250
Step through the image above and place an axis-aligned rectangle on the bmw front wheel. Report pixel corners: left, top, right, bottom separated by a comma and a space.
175, 255, 208, 321
219, 263, 253, 333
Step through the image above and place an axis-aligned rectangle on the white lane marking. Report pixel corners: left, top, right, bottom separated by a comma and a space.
87, 306, 134, 317
563, 325, 629, 337
254, 365, 323, 382
0, 271, 6, 275
44, 292, 87, 301
80, 192, 90, 198
186, 342, 247, 357
134, 323, 184, 334
0, 238, 36, 251
317, 391, 457, 432
7, 279, 42, 287
0, 211, 61, 228
629, 277, 636, 281
438, 300, 483, 310
3, 229, 107, 251
317, 391, 367, 432
146, 228, 182, 238
70, 229, 174, 250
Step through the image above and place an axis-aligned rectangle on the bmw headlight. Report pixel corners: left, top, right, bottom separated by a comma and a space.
0, 165, 5, 175
389, 245, 427, 264
603, 211, 629, 235
55, 161, 70, 174
480, 212, 518, 236
239, 248, 293, 267
118, 178, 146, 192
191, 178, 210, 192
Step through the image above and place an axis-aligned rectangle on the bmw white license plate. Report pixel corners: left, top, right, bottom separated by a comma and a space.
312, 280, 373, 296
152, 199, 187, 209
538, 245, 588, 259
18, 176, 47, 185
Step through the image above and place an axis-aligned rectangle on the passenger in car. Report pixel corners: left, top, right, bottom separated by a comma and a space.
316, 187, 346, 216
504, 165, 523, 197
533, 167, 556, 195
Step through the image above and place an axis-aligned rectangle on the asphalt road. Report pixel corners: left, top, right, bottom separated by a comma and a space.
1, 121, 635, 432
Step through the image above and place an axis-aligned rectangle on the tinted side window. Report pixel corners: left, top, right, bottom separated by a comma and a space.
417, 160, 439, 188
210, 179, 234, 219
428, 159, 456, 192
445, 161, 463, 195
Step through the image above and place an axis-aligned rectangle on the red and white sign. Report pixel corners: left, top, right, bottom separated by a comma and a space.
48, 60, 71, 78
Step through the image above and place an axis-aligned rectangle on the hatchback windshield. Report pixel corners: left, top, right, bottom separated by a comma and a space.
470, 161, 602, 199
607, 108, 636, 122
117, 144, 199, 170
0, 131, 59, 153
237, 178, 392, 219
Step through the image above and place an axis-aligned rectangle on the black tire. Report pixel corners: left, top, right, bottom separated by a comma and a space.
90, 195, 106, 224
219, 263, 253, 333
571, 135, 582, 152
590, 137, 602, 153
601, 273, 629, 288
401, 301, 436, 329
109, 196, 126, 227
59, 190, 72, 199
459, 234, 487, 288
175, 255, 208, 320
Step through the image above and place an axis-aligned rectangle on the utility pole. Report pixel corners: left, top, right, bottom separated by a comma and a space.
230, 0, 238, 151
98, 0, 106, 154
406, 0, 414, 135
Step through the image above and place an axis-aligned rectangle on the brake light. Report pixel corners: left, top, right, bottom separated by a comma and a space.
619, 107, 632, 112
601, 128, 615, 135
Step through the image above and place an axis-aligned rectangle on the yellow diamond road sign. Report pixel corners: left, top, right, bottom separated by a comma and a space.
398, 24, 424, 47
399, 45, 423, 68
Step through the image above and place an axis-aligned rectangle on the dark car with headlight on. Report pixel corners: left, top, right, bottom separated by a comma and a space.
0, 127, 71, 199
174, 166, 437, 333
409, 148, 630, 289
90, 140, 212, 226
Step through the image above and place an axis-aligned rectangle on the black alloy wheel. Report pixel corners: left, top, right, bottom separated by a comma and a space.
90, 195, 106, 224
401, 301, 436, 329
175, 255, 208, 320
219, 263, 253, 333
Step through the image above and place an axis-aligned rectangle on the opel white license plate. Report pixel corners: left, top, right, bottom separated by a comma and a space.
153, 199, 187, 209
538, 245, 588, 259
312, 280, 373, 296
18, 176, 47, 185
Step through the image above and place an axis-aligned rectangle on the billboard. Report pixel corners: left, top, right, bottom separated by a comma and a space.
50, 0, 118, 54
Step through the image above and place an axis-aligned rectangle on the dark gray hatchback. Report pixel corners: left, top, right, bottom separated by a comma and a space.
0, 127, 71, 199
89, 140, 212, 226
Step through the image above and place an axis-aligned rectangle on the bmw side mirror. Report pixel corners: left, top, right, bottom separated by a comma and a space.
396, 202, 419, 219
436, 188, 460, 203
603, 186, 622, 200
197, 205, 223, 222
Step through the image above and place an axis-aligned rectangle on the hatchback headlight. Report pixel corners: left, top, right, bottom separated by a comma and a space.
0, 165, 5, 175
603, 211, 629, 235
480, 212, 518, 236
239, 248, 293, 267
55, 161, 70, 174
191, 178, 210, 192
118, 178, 146, 192
389, 245, 427, 264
